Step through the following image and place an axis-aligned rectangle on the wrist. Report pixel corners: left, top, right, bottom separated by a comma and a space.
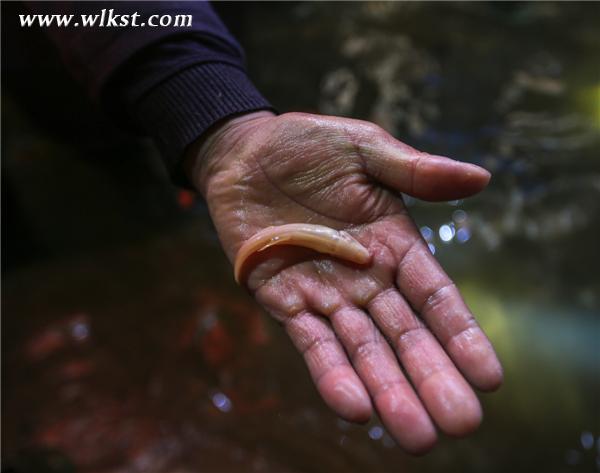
184, 110, 276, 196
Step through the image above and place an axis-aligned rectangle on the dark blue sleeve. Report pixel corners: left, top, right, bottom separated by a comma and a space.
25, 1, 273, 182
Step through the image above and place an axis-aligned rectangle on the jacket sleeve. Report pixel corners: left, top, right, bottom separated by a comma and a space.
25, 1, 273, 180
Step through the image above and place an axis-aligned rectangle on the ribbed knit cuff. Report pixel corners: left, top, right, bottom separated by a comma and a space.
132, 62, 273, 185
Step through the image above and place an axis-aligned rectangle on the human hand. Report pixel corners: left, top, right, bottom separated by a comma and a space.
185, 111, 503, 454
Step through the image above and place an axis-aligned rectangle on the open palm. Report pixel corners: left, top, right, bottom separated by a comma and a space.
189, 111, 503, 454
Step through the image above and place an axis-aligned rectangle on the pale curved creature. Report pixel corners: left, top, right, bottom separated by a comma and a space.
234, 223, 371, 284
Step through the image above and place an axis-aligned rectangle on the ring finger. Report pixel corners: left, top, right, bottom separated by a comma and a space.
328, 304, 437, 454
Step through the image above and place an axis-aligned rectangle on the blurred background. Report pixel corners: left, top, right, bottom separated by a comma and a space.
2, 2, 599, 472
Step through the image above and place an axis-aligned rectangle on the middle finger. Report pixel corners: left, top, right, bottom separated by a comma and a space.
366, 287, 482, 436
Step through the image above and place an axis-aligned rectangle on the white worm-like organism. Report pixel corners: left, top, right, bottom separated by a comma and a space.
234, 223, 371, 284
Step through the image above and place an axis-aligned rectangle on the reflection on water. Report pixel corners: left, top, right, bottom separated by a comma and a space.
3, 2, 599, 472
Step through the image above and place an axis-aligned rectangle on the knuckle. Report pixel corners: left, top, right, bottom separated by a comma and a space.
395, 326, 429, 356
353, 338, 378, 360
302, 335, 337, 357
447, 320, 480, 347
361, 121, 386, 137
421, 282, 456, 314
373, 379, 405, 399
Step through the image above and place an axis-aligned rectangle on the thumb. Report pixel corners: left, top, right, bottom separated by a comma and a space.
358, 132, 491, 202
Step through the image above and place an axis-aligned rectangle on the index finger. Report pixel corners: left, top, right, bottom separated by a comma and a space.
394, 237, 503, 391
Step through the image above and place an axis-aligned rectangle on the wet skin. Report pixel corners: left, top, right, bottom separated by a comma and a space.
185, 111, 503, 454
